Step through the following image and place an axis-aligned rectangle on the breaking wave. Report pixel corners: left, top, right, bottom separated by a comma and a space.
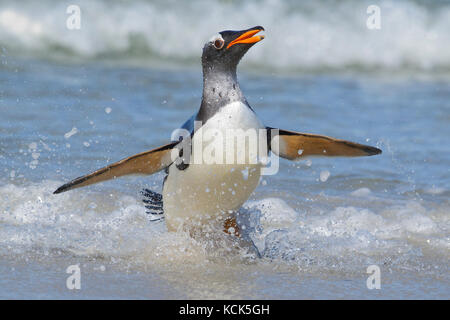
1, 180, 448, 277
1, 0, 450, 72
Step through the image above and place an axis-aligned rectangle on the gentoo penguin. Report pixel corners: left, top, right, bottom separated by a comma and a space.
54, 26, 381, 235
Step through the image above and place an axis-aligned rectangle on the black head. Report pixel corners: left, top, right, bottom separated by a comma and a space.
202, 26, 265, 73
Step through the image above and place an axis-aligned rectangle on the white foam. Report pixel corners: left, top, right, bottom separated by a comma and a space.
1, 0, 450, 72
0, 181, 448, 275
244, 196, 448, 273
351, 187, 372, 197
424, 187, 446, 195
319, 170, 330, 182
64, 127, 78, 139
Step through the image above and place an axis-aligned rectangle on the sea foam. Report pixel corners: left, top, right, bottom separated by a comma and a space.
1, 180, 447, 277
1, 0, 450, 72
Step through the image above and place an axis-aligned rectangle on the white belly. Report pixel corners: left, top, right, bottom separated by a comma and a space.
163, 102, 265, 231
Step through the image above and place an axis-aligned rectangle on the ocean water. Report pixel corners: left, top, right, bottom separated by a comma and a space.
0, 0, 449, 299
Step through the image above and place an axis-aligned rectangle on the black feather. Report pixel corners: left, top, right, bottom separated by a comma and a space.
141, 188, 164, 221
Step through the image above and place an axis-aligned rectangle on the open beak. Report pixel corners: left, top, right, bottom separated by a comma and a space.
227, 27, 265, 49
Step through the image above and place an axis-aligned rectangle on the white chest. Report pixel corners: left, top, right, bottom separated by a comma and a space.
163, 102, 265, 231
202, 101, 264, 131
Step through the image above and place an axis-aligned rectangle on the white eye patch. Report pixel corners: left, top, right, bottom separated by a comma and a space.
208, 33, 223, 44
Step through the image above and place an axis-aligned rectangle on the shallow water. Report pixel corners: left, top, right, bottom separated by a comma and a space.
1, 0, 450, 299
0, 57, 448, 299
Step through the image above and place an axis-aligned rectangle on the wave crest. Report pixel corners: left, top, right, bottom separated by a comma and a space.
1, 0, 450, 72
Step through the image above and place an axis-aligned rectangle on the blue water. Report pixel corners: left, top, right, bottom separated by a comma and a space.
0, 0, 449, 299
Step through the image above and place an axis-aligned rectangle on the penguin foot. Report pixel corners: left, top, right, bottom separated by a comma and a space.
224, 216, 261, 258
224, 217, 240, 237
140, 188, 164, 221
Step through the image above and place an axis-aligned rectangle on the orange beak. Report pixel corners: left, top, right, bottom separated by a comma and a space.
226, 28, 265, 49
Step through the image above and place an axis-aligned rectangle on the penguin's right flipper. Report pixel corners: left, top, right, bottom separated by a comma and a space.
54, 142, 177, 194
268, 128, 381, 160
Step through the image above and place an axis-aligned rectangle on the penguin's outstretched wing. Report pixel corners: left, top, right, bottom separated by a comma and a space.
53, 142, 177, 194
268, 128, 381, 160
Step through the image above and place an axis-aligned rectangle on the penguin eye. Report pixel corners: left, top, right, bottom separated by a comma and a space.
213, 38, 224, 50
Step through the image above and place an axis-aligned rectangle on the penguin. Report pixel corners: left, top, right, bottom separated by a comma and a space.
54, 26, 381, 236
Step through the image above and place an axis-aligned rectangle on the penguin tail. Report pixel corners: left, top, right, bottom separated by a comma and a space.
140, 188, 164, 221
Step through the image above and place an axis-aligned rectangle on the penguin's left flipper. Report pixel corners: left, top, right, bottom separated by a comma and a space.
269, 128, 381, 160
53, 141, 178, 194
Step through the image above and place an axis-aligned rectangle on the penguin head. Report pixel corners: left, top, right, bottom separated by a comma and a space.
202, 26, 265, 72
